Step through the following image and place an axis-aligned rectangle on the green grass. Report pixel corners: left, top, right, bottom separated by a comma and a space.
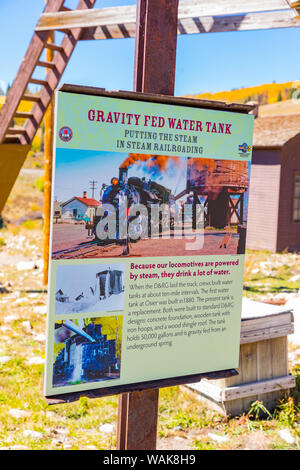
34, 176, 44, 193
243, 251, 300, 299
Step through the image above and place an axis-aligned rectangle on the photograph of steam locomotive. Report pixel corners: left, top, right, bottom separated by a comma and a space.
55, 263, 125, 315
51, 148, 250, 258
53, 316, 122, 387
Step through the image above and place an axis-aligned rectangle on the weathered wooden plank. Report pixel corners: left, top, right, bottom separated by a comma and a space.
37, 60, 56, 69
188, 379, 223, 402
177, 10, 300, 35
271, 336, 288, 377
241, 311, 294, 331
222, 375, 295, 401
240, 324, 295, 343
79, 9, 300, 40
179, 0, 291, 17
14, 111, 35, 119
242, 311, 293, 327
241, 342, 258, 412
240, 311, 295, 343
188, 374, 295, 403
221, 347, 244, 416
36, 0, 292, 32
44, 42, 64, 52
80, 23, 135, 40
6, 127, 28, 135
29, 78, 49, 87
257, 339, 273, 404
36, 5, 136, 30
21, 94, 42, 103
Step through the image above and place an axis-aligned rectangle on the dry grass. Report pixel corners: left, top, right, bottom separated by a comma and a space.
243, 250, 300, 301
258, 99, 300, 117
1, 168, 43, 227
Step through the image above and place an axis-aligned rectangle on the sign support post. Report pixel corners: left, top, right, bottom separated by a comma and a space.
43, 10, 55, 286
117, 0, 179, 450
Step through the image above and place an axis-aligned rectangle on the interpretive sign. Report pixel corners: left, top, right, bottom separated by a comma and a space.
44, 85, 254, 398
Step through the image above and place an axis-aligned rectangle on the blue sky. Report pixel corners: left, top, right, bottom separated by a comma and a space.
54, 148, 186, 201
0, 0, 299, 96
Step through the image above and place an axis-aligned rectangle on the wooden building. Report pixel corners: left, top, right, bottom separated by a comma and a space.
247, 114, 300, 252
61, 191, 101, 221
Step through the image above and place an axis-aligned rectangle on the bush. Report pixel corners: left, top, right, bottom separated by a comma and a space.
34, 176, 44, 192
30, 204, 41, 212
21, 220, 39, 230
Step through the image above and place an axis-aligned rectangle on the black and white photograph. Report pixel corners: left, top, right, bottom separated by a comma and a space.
55, 262, 125, 315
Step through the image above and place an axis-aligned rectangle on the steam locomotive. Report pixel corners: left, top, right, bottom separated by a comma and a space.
90, 167, 176, 242
53, 322, 118, 386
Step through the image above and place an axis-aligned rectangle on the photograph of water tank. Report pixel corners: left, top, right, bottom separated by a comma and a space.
55, 263, 125, 315
53, 316, 122, 387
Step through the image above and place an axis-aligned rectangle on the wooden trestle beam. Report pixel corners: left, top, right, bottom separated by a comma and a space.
35, 0, 300, 39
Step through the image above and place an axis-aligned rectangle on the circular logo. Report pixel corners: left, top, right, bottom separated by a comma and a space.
59, 126, 73, 142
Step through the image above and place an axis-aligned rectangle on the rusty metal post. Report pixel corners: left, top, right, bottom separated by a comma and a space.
134, 0, 179, 95
117, 0, 179, 451
117, 389, 159, 450
43, 28, 54, 286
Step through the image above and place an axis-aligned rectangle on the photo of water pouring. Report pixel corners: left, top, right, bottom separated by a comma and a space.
51, 149, 250, 259
53, 316, 122, 388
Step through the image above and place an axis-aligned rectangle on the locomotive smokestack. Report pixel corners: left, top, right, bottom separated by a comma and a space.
119, 167, 128, 183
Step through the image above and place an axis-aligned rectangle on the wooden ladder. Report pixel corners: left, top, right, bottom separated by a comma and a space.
0, 0, 96, 146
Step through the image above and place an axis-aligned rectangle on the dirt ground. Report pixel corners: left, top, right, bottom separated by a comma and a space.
51, 222, 239, 259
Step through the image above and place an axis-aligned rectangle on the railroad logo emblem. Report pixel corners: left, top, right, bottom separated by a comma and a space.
238, 142, 251, 154
59, 126, 73, 142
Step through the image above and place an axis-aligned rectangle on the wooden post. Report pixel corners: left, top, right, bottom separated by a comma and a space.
240, 192, 244, 224
117, 0, 179, 451
43, 28, 54, 286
